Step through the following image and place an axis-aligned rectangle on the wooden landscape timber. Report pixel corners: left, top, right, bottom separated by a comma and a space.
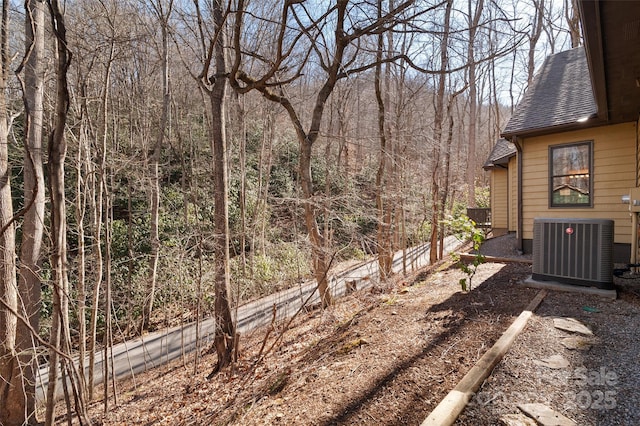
421, 289, 547, 426
456, 252, 533, 264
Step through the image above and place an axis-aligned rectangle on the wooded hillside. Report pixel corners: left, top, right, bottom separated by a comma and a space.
0, 0, 579, 424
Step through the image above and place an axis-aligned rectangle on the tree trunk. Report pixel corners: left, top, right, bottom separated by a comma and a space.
252, 107, 274, 260
299, 139, 333, 307
429, 0, 453, 265
0, 113, 19, 421
147, 151, 161, 330
210, 0, 237, 373
88, 39, 114, 402
527, 0, 545, 86
439, 92, 458, 259
45, 2, 88, 423
374, 0, 394, 280
0, 0, 44, 424
565, 0, 581, 48
466, 0, 484, 207
0, 2, 20, 424
238, 93, 247, 276
103, 174, 117, 409
145, 0, 173, 329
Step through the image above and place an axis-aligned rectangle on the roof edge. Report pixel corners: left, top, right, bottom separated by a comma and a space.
578, 0, 608, 121
500, 116, 607, 140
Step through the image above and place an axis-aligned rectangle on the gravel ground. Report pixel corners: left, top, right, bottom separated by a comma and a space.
456, 233, 640, 425
477, 232, 532, 260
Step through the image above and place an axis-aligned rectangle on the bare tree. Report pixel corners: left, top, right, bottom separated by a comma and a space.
429, 0, 452, 265
438, 85, 466, 259
375, 0, 394, 279
16, 1, 45, 420
565, 0, 580, 48
527, 0, 545, 86
189, 0, 238, 373
0, 2, 21, 424
88, 19, 114, 403
0, 1, 45, 423
230, 0, 429, 306
144, 0, 174, 329
465, 0, 484, 207
45, 0, 89, 423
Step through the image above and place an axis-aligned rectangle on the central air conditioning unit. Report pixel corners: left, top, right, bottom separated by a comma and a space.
532, 218, 614, 289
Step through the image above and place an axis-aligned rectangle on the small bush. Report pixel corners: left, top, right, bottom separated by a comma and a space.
442, 215, 485, 291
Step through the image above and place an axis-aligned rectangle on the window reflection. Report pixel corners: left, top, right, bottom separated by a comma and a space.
550, 142, 591, 206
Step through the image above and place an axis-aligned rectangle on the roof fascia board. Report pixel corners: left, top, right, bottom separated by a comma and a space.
500, 118, 606, 140
578, 0, 608, 121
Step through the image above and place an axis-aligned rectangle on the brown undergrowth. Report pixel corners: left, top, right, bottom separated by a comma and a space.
80, 260, 537, 425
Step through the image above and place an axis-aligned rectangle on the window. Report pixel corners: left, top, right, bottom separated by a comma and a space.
549, 141, 592, 207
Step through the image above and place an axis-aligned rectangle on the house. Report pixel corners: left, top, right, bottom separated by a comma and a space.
483, 139, 516, 236
487, 0, 640, 264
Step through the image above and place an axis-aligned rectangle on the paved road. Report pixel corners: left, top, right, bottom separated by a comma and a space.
36, 236, 462, 401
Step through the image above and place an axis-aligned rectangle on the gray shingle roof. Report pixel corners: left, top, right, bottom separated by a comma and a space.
502, 47, 597, 137
483, 138, 516, 169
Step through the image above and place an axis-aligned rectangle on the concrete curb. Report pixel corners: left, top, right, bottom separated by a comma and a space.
522, 276, 617, 299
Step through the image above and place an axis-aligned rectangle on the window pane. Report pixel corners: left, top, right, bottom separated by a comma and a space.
550, 143, 591, 206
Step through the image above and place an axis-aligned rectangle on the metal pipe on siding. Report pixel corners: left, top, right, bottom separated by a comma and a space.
512, 136, 524, 253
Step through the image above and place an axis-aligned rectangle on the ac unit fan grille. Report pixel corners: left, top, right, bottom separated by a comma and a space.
532, 218, 614, 289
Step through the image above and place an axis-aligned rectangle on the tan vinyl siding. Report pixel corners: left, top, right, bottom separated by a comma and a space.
491, 168, 508, 229
521, 122, 636, 244
508, 156, 518, 232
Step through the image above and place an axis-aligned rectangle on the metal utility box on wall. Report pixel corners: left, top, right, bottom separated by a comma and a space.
532, 218, 614, 289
